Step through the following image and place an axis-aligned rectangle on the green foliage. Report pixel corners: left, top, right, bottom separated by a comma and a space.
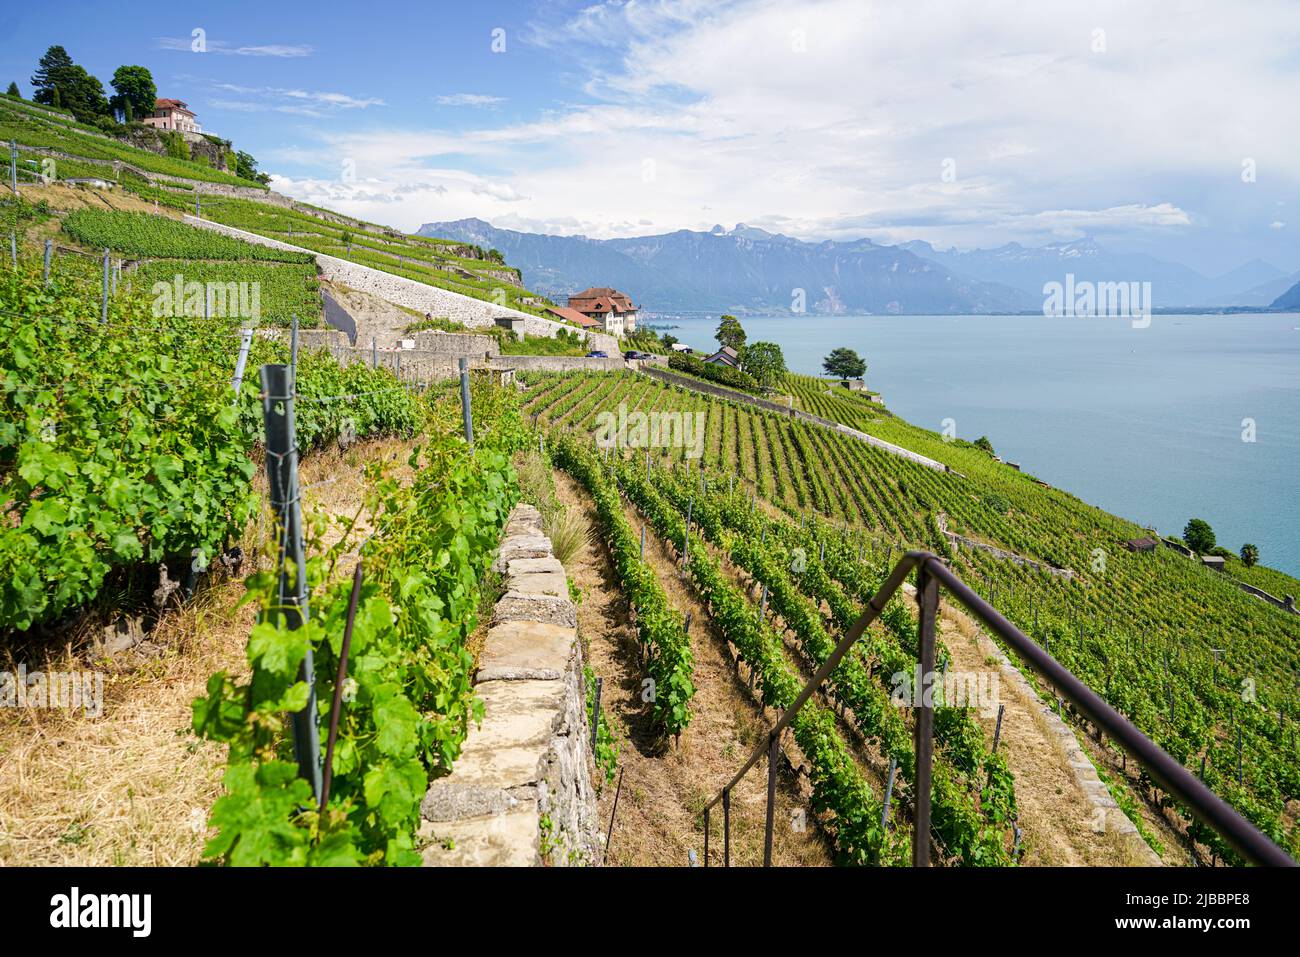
973, 436, 995, 456
0, 97, 266, 188
823, 346, 867, 380
159, 129, 190, 161
668, 351, 758, 392
742, 340, 786, 390
62, 209, 313, 263
521, 371, 1300, 863
0, 257, 420, 633
194, 386, 524, 866
1184, 518, 1215, 554
5, 83, 18, 99
585, 666, 619, 787
109, 65, 156, 122
30, 46, 110, 122
714, 313, 746, 352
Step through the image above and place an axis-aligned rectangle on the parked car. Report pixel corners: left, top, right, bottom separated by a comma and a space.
587, 350, 608, 358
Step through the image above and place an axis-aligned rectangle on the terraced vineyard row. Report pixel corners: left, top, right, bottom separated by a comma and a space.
523, 370, 1300, 863
552, 433, 908, 865
617, 449, 1019, 864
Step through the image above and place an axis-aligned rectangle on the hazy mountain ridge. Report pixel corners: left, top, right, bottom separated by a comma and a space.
419, 219, 1296, 313
418, 219, 1036, 314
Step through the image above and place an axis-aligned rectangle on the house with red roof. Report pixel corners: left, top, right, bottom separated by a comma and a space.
565, 287, 639, 337
143, 98, 202, 134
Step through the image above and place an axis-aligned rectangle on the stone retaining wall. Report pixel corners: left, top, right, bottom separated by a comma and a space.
420, 504, 602, 866
183, 216, 618, 354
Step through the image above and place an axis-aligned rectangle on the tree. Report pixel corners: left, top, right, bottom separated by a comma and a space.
110, 65, 155, 122
715, 314, 746, 353
1240, 543, 1259, 568
1183, 518, 1216, 554
661, 333, 678, 349
31, 46, 109, 122
5, 82, 19, 99
743, 341, 786, 390
973, 436, 995, 456
822, 347, 867, 379
30, 46, 74, 103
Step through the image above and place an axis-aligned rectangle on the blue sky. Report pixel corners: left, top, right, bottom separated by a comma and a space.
3, 0, 1298, 275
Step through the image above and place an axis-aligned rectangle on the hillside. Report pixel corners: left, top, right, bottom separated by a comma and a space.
1270, 279, 1300, 310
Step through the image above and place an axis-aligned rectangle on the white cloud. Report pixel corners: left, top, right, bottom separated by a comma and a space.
1270, 221, 1286, 230
264, 0, 1300, 247
436, 93, 506, 107
156, 37, 313, 57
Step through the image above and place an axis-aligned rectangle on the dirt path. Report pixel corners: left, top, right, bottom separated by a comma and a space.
553, 471, 831, 866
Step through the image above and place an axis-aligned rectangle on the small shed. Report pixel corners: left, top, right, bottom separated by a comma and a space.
839, 378, 866, 391
1201, 555, 1226, 572
1122, 537, 1159, 553
494, 316, 527, 336
705, 345, 741, 368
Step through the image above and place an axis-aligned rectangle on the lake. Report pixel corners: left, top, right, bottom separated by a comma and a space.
656, 312, 1300, 577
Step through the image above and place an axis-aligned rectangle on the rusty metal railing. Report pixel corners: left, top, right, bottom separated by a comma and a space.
698, 551, 1295, 868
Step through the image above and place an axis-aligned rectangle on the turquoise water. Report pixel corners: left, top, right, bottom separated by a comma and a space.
660, 312, 1300, 577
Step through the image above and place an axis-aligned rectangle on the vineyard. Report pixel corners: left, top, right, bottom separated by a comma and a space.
0, 96, 268, 189
522, 370, 1300, 863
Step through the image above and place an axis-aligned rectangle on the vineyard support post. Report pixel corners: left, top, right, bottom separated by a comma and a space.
43, 239, 51, 284
260, 363, 323, 801
231, 328, 253, 406
913, 563, 938, 867
703, 807, 709, 867
722, 788, 730, 866
321, 562, 364, 810
101, 248, 109, 323
459, 357, 474, 451
882, 755, 898, 828
591, 677, 603, 750
371, 336, 377, 368
8, 232, 14, 270
9, 139, 16, 196
763, 731, 779, 866
992, 702, 1006, 753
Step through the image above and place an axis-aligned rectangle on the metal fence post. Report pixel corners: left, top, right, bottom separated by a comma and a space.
101, 248, 109, 323
459, 356, 474, 451
231, 328, 253, 405
371, 335, 377, 368
590, 677, 603, 750
763, 730, 780, 866
9, 139, 16, 196
259, 363, 323, 801
43, 239, 51, 284
722, 787, 731, 867
913, 561, 938, 867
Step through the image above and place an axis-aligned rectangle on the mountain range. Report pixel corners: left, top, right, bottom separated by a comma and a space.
418, 218, 1300, 315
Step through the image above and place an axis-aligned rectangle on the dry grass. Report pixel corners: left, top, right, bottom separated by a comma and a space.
0, 436, 416, 866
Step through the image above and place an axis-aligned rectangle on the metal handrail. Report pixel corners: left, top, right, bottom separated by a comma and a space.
699, 550, 1295, 868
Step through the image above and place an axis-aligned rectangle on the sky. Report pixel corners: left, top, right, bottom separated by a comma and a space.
3, 0, 1298, 274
